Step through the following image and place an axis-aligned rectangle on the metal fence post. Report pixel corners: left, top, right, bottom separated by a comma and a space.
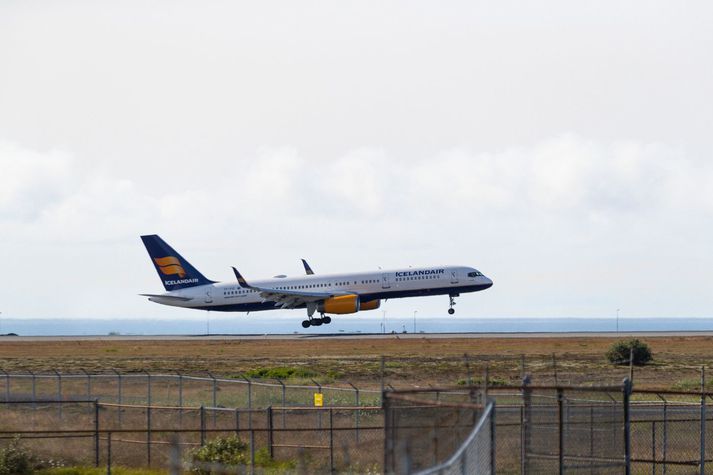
177, 371, 183, 407
275, 378, 286, 429
557, 387, 564, 475
29, 369, 36, 405
53, 369, 62, 420
208, 372, 217, 428
521, 375, 531, 475
199, 405, 206, 446
106, 431, 112, 475
658, 394, 667, 475
623, 378, 632, 475
240, 373, 253, 457
267, 406, 274, 458
250, 421, 255, 473
701, 366, 706, 475
81, 368, 91, 400
144, 370, 152, 407
169, 435, 180, 475
312, 379, 323, 429
94, 398, 100, 467
464, 353, 472, 386
589, 405, 594, 464
380, 355, 385, 406
629, 348, 634, 383
235, 407, 240, 438
147, 399, 152, 466
112, 369, 122, 428
652, 421, 656, 475
0, 369, 8, 401
329, 408, 334, 474
490, 403, 497, 475
348, 382, 360, 443
175, 371, 183, 429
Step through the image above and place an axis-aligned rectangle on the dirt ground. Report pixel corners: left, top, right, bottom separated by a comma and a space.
0, 335, 710, 390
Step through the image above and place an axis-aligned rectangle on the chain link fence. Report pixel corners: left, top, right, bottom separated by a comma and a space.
0, 399, 383, 473
5, 370, 713, 473
0, 370, 382, 409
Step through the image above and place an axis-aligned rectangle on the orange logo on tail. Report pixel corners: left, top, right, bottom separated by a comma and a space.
154, 257, 187, 278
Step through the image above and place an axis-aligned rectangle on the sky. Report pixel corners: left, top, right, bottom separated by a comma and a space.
0, 1, 712, 322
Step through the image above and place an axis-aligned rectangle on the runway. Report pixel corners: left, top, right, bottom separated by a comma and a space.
2, 331, 713, 341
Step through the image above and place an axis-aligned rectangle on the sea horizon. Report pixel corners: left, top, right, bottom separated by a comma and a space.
1, 316, 712, 336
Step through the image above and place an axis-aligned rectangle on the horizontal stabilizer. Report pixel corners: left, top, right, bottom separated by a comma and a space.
139, 294, 194, 302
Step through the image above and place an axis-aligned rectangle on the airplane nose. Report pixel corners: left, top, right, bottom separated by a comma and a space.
483, 276, 493, 289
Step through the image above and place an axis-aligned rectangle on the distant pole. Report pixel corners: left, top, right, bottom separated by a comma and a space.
206, 311, 210, 335
382, 311, 386, 334
413, 311, 417, 334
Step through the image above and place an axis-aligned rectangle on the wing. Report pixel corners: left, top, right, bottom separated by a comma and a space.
232, 267, 350, 309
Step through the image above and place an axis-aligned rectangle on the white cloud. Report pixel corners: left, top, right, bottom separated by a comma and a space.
1, 1, 712, 320
1, 136, 710, 322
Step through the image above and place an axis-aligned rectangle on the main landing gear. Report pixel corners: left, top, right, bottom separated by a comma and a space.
302, 314, 332, 328
448, 295, 457, 315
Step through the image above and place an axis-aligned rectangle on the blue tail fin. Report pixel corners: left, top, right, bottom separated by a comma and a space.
140, 235, 215, 291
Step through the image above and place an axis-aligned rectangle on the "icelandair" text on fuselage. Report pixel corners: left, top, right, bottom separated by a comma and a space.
395, 269, 445, 277
164, 278, 200, 285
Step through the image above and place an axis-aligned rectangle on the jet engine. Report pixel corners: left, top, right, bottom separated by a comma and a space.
318, 296, 381, 314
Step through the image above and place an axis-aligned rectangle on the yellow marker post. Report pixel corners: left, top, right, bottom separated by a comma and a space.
314, 392, 323, 407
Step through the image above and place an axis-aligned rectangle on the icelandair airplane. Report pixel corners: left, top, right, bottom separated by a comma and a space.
140, 235, 493, 328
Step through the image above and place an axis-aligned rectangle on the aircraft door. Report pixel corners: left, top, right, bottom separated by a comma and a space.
382, 273, 391, 289
205, 287, 213, 304
450, 270, 459, 284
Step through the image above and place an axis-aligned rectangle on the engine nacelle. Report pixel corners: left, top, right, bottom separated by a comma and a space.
360, 299, 381, 311
318, 296, 381, 314
319, 295, 360, 314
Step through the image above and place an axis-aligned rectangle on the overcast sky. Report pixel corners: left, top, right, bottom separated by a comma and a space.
1, 1, 712, 321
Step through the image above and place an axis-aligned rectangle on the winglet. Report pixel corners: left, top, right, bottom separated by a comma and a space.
301, 259, 315, 275
232, 267, 250, 288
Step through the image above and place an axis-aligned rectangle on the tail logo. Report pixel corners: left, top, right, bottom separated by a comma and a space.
153, 256, 187, 278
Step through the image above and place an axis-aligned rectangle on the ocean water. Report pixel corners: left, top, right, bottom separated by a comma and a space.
0, 317, 712, 336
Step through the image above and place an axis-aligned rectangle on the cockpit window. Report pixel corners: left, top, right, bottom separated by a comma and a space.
467, 271, 484, 278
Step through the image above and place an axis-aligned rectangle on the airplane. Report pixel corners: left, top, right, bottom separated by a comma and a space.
140, 234, 493, 328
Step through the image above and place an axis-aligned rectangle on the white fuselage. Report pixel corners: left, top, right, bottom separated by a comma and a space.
148, 265, 492, 312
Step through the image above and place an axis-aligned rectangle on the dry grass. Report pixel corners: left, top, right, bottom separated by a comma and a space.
0, 336, 712, 389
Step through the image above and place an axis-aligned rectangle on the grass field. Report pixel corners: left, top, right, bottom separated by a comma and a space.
0, 335, 711, 390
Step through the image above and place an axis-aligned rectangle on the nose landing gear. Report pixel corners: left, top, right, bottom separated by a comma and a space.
448, 295, 457, 315
301, 313, 332, 328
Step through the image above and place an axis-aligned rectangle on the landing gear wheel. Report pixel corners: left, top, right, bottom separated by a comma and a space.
312, 318, 323, 326
322, 316, 332, 324
301, 320, 311, 328
448, 295, 457, 315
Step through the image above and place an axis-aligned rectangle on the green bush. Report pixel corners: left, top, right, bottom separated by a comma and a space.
244, 366, 316, 380
189, 437, 295, 474
0, 438, 33, 475
189, 436, 249, 472
606, 339, 652, 366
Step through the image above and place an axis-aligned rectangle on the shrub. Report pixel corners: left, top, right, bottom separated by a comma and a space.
606, 339, 652, 366
189, 437, 295, 474
244, 366, 316, 380
189, 436, 249, 472
0, 438, 33, 475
